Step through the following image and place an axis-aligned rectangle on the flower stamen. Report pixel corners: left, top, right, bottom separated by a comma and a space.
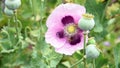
67, 25, 75, 33
65, 23, 77, 36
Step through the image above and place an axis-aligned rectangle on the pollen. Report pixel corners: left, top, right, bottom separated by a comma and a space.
65, 23, 77, 36
67, 25, 75, 33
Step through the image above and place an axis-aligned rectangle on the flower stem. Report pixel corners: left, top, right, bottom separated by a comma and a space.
101, 0, 111, 22
29, 0, 37, 28
25, 26, 31, 38
70, 57, 84, 68
13, 10, 22, 47
83, 31, 89, 68
14, 10, 19, 40
8, 18, 11, 27
31, 0, 35, 17
7, 18, 12, 47
84, 33, 87, 68
39, 0, 44, 41
93, 59, 96, 68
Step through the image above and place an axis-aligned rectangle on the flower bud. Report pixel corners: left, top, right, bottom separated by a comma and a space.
4, 7, 14, 16
88, 37, 96, 44
78, 13, 95, 31
5, 0, 21, 10
86, 44, 100, 59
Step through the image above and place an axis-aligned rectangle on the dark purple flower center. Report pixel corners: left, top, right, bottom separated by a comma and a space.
69, 34, 81, 45
56, 30, 64, 38
61, 16, 74, 26
56, 15, 82, 45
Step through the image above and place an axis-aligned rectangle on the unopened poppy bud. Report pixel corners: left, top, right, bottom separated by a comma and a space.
4, 7, 14, 16
5, 0, 21, 10
88, 37, 96, 44
78, 13, 95, 31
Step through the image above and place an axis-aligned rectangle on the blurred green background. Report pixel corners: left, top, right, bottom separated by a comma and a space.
0, 0, 120, 68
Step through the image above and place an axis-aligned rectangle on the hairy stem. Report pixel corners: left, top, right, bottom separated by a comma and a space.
14, 11, 19, 40
84, 33, 87, 68
83, 31, 89, 68
101, 0, 111, 22
93, 59, 96, 68
70, 57, 84, 68
39, 0, 45, 40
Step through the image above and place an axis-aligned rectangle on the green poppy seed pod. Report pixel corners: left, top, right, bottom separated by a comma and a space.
5, 0, 21, 10
86, 44, 100, 59
78, 13, 95, 31
4, 7, 14, 16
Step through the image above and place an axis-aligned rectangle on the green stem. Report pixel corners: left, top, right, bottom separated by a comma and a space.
13, 10, 22, 47
25, 26, 31, 38
70, 57, 84, 68
17, 20, 22, 32
7, 18, 12, 46
39, 0, 44, 41
83, 31, 89, 68
1, 29, 12, 47
30, 0, 36, 25
101, 0, 111, 22
8, 18, 11, 27
32, 0, 36, 23
14, 11, 19, 40
31, 0, 35, 17
93, 59, 96, 68
83, 32, 87, 68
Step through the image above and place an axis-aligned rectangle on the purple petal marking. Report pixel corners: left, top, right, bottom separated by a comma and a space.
69, 34, 81, 45
61, 16, 74, 26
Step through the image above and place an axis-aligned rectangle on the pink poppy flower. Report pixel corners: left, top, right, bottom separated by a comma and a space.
45, 3, 86, 55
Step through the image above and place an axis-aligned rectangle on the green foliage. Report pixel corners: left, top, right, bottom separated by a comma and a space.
114, 43, 120, 68
75, 0, 86, 5
0, 0, 120, 68
85, 0, 107, 33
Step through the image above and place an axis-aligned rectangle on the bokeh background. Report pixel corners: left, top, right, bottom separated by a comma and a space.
0, 0, 120, 68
